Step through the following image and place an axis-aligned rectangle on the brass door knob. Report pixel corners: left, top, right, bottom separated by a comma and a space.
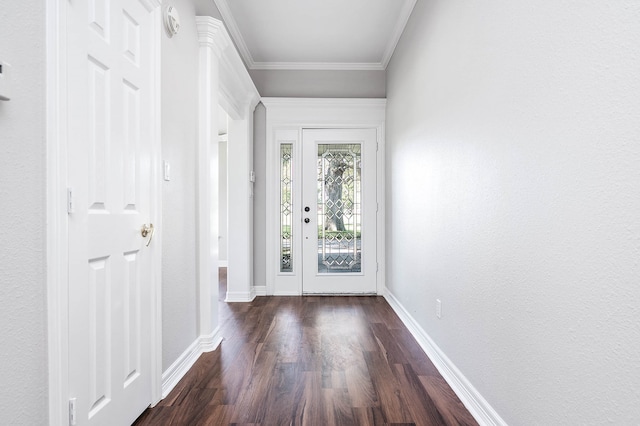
141, 223, 155, 247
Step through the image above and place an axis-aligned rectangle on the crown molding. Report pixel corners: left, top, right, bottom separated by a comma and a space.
260, 97, 387, 111
250, 61, 385, 71
213, 0, 256, 68
139, 0, 162, 12
380, 0, 417, 68
195, 16, 230, 55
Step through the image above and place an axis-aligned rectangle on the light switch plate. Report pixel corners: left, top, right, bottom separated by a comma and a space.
0, 62, 12, 101
163, 161, 171, 181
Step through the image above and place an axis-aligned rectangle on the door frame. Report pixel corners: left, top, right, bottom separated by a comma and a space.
46, 1, 163, 423
262, 98, 387, 296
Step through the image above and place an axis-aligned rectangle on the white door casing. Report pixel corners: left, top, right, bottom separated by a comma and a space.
66, 0, 160, 424
301, 128, 378, 294
262, 98, 386, 296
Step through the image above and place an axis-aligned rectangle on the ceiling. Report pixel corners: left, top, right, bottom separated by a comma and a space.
211, 0, 417, 71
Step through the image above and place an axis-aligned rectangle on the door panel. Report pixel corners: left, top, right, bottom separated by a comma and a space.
67, 1, 155, 424
302, 129, 377, 294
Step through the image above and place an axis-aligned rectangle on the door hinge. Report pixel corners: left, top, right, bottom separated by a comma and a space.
67, 187, 74, 214
68, 398, 77, 426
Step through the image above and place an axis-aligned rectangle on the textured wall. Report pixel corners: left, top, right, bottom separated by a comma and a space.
0, 1, 48, 424
249, 69, 385, 98
161, 0, 200, 370
386, 0, 640, 424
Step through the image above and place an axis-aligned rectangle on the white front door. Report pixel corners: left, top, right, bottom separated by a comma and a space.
301, 129, 378, 293
66, 1, 157, 424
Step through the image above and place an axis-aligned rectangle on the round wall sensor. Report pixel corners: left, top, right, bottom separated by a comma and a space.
164, 6, 181, 37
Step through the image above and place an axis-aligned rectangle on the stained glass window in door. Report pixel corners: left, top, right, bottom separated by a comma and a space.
280, 144, 293, 272
317, 144, 362, 273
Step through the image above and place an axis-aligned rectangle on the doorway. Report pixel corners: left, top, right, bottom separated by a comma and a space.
264, 98, 386, 296
300, 129, 378, 293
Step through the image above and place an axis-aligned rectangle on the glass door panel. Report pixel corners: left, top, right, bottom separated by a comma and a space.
316, 144, 362, 274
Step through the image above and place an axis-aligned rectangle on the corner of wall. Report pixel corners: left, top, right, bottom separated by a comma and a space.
383, 287, 507, 426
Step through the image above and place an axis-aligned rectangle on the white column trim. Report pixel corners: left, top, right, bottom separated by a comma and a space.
195, 16, 230, 55
195, 17, 260, 305
196, 18, 221, 338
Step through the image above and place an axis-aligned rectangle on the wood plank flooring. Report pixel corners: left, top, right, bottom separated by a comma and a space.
133, 269, 477, 426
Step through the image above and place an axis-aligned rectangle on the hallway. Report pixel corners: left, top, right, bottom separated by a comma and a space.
133, 269, 477, 425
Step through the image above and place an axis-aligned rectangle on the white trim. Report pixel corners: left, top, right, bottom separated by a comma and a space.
376, 123, 386, 296
162, 339, 200, 399
380, 0, 417, 68
254, 285, 267, 296
161, 330, 223, 399
194, 17, 259, 328
198, 327, 224, 354
273, 291, 302, 297
261, 97, 387, 110
196, 17, 222, 339
46, 1, 68, 424
383, 289, 507, 426
218, 260, 228, 268
224, 291, 256, 303
212, 0, 255, 69
250, 61, 385, 71
195, 17, 230, 55
148, 4, 164, 407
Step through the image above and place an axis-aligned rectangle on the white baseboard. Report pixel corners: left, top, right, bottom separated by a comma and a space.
199, 326, 223, 353
161, 339, 200, 399
273, 291, 300, 296
224, 290, 256, 302
218, 260, 228, 268
161, 329, 223, 399
383, 288, 507, 426
254, 285, 267, 296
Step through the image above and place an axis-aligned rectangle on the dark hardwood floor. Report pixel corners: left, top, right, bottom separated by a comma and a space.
134, 269, 477, 426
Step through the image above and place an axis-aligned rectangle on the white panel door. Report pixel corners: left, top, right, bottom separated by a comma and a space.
67, 1, 156, 424
301, 129, 378, 294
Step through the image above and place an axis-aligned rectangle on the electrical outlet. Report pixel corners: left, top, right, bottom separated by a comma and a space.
436, 299, 442, 319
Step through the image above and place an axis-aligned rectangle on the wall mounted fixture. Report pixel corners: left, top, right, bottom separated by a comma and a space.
164, 6, 181, 37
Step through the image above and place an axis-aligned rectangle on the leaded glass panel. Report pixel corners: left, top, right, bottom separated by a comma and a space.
280, 144, 293, 272
317, 144, 362, 273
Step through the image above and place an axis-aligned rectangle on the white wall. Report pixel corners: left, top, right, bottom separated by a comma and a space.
386, 0, 640, 424
219, 139, 228, 264
161, 0, 200, 370
252, 103, 267, 288
0, 1, 48, 424
249, 69, 385, 98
